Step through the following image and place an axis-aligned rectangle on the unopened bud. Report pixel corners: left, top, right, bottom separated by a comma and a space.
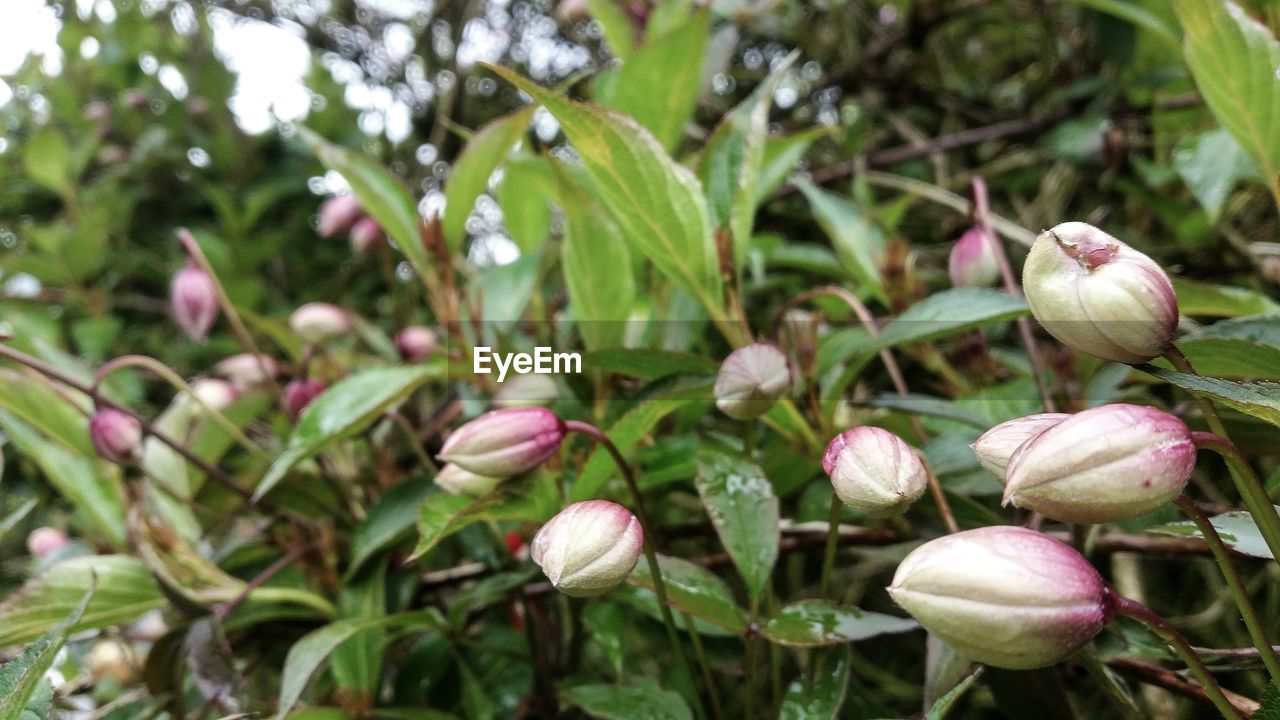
87, 639, 139, 685
282, 378, 325, 420
1004, 404, 1195, 523
214, 353, 279, 388
170, 265, 219, 342
948, 227, 1000, 287
83, 101, 112, 121
435, 463, 502, 496
395, 326, 438, 362
318, 195, 364, 237
437, 407, 566, 477
971, 413, 1069, 481
889, 526, 1112, 669
823, 426, 927, 517
189, 378, 238, 412
349, 216, 383, 254
493, 374, 559, 408
531, 500, 643, 597
90, 409, 143, 464
714, 343, 791, 420
290, 302, 352, 345
1023, 222, 1178, 363
27, 527, 70, 558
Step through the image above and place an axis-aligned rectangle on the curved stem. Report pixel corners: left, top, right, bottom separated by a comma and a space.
93, 355, 263, 455
1175, 495, 1280, 683
1112, 594, 1243, 719
1193, 431, 1280, 565
564, 421, 709, 720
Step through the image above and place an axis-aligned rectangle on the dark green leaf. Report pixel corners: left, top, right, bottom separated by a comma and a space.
760, 600, 917, 647
411, 474, 559, 560
694, 442, 779, 603
1138, 365, 1280, 428
562, 682, 692, 720
349, 477, 437, 575
627, 554, 747, 634
778, 650, 849, 720
0, 584, 92, 720
583, 349, 718, 380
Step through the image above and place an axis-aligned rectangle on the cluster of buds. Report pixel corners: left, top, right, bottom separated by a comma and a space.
948, 226, 1000, 288
823, 426, 927, 517
714, 343, 792, 420
290, 302, 352, 345
170, 263, 219, 342
318, 194, 384, 254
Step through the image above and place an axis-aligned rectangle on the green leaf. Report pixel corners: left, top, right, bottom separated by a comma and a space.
583, 349, 718, 380
331, 564, 388, 699
486, 65, 724, 319
348, 477, 437, 576
0, 500, 38, 545
22, 127, 72, 194
276, 609, 445, 720
694, 441, 779, 603
298, 128, 430, 278
496, 158, 552, 253
443, 107, 535, 251
924, 669, 983, 720
778, 650, 849, 720
0, 556, 163, 648
599, 12, 710, 152
582, 603, 627, 676
0, 584, 92, 720
1173, 0, 1280, 203
562, 683, 692, 720
760, 600, 918, 647
1165, 339, 1280, 380
1076, 0, 1180, 48
867, 393, 991, 429
257, 365, 439, 500
1174, 278, 1280, 317
1173, 129, 1259, 223
627, 554, 747, 634
411, 473, 559, 560
757, 128, 833, 203
1138, 365, 1280, 428
0, 367, 94, 455
795, 180, 888, 303
1150, 507, 1278, 559
586, 0, 636, 60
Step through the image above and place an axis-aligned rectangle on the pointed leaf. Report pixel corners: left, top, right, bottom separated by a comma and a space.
443, 107, 534, 251
627, 553, 747, 634
562, 683, 692, 720
761, 600, 918, 647
0, 556, 163, 648
779, 650, 849, 720
1150, 507, 1278, 559
796, 180, 887, 303
694, 441, 779, 603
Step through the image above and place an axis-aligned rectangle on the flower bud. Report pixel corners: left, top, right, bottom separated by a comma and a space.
349, 216, 383, 254
282, 378, 325, 420
318, 195, 364, 237
1023, 222, 1178, 363
90, 409, 143, 465
214, 353, 279, 388
823, 426, 928, 517
170, 265, 219, 342
531, 500, 643, 598
395, 326, 438, 362
435, 463, 502, 496
290, 302, 352, 345
189, 378, 238, 412
87, 639, 139, 685
1004, 404, 1195, 523
26, 527, 70, 558
948, 226, 1000, 288
493, 374, 559, 408
971, 413, 1069, 481
437, 407, 566, 477
714, 343, 791, 420
889, 526, 1111, 669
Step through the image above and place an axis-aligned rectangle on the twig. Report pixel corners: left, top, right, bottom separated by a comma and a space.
1106, 657, 1259, 717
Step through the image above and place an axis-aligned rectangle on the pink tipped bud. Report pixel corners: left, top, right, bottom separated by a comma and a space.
888, 526, 1111, 669
290, 302, 352, 345
1004, 404, 1195, 523
823, 426, 927, 517
1023, 222, 1178, 363
170, 265, 219, 342
437, 407, 566, 478
83, 101, 112, 122
493, 374, 559, 408
395, 326, 438, 362
971, 413, 1069, 481
26, 527, 70, 558
948, 226, 1000, 288
714, 343, 792, 420
189, 378, 239, 412
349, 216, 384, 254
318, 195, 364, 237
435, 463, 502, 496
531, 500, 643, 597
214, 353, 279, 388
282, 378, 325, 420
90, 409, 143, 464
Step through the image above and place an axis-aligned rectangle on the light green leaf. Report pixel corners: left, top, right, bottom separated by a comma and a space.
756, 128, 833, 203
586, 0, 636, 59
1076, 0, 1180, 48
583, 349, 718, 380
795, 180, 887, 304
0, 367, 94, 455
925, 669, 983, 720
694, 441, 779, 603
0, 556, 163, 648
22, 128, 72, 194
410, 473, 559, 560
562, 683, 692, 720
1150, 507, 1278, 559
778, 650, 849, 720
0, 584, 92, 720
760, 600, 918, 647
443, 107, 534, 251
257, 365, 440, 500
627, 553, 747, 634
867, 393, 991, 429
496, 158, 552, 253
1174, 277, 1280, 317
1173, 129, 1259, 223
348, 477, 436, 576
1138, 365, 1280, 429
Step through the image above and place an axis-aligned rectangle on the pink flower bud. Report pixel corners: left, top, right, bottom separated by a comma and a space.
823, 426, 927, 517
290, 302, 352, 345
437, 407, 566, 478
1023, 222, 1178, 363
349, 216, 384, 254
888, 526, 1112, 669
435, 463, 502, 496
282, 378, 325, 420
714, 343, 792, 420
189, 378, 238, 412
83, 101, 112, 122
318, 195, 364, 237
531, 500, 643, 597
214, 353, 279, 388
971, 413, 1069, 481
26, 527, 70, 558
493, 374, 559, 408
948, 226, 1000, 288
90, 409, 143, 464
395, 326, 438, 362
1004, 404, 1195, 523
170, 265, 219, 342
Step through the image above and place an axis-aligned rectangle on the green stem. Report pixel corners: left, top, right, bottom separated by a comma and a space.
818, 493, 843, 599
1193, 432, 1280, 566
1175, 495, 1280, 683
1112, 594, 1243, 719
683, 612, 724, 720
565, 421, 709, 720
745, 630, 759, 720
1166, 346, 1230, 438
